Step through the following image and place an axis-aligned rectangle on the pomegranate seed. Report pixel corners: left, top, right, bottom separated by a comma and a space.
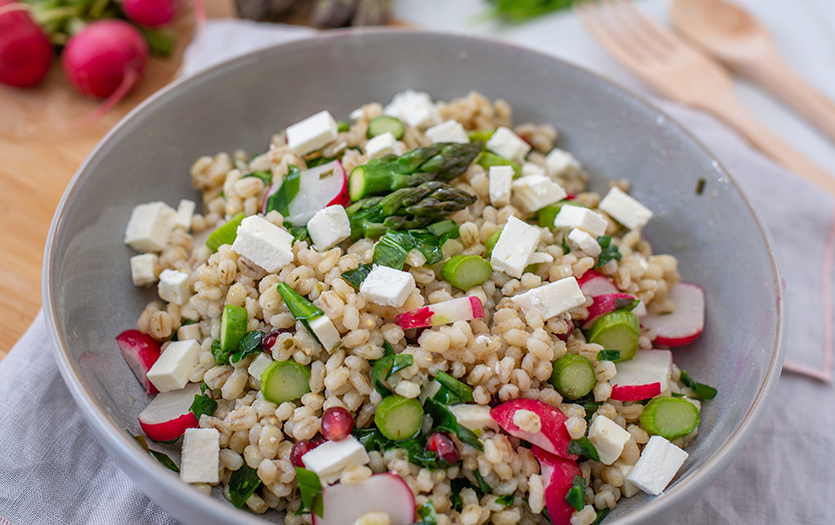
290, 438, 322, 468
426, 431, 460, 465
321, 407, 354, 441
556, 320, 575, 342
261, 329, 292, 351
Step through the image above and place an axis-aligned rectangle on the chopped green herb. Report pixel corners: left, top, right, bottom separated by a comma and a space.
408, 230, 445, 266
370, 342, 414, 397
341, 263, 374, 289
285, 223, 309, 244
150, 450, 180, 472
592, 507, 610, 525
210, 339, 228, 366
373, 230, 415, 270
426, 219, 459, 239
276, 282, 323, 321
450, 477, 476, 510
228, 463, 262, 509
473, 470, 491, 495
482, 0, 579, 23
476, 151, 521, 177
230, 330, 264, 364
294, 467, 324, 517
496, 494, 515, 506
433, 371, 474, 404
243, 170, 272, 186
680, 370, 718, 400
414, 501, 438, 525
337, 120, 351, 133
467, 129, 495, 143
307, 156, 337, 168
596, 350, 621, 361
567, 437, 600, 462
596, 235, 622, 267
565, 475, 586, 512
199, 381, 209, 395
264, 165, 302, 216
695, 178, 706, 195
190, 393, 217, 420
561, 231, 570, 255
572, 393, 602, 421
424, 398, 483, 451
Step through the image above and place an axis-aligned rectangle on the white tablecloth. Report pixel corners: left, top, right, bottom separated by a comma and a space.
1, 19, 833, 525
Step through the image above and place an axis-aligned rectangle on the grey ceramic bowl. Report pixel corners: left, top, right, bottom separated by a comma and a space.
44, 29, 785, 525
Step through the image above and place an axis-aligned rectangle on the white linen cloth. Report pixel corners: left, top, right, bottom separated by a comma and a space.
1, 19, 833, 525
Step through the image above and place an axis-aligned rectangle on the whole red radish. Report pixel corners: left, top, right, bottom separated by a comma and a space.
0, 0, 53, 88
121, 0, 179, 28
62, 19, 148, 99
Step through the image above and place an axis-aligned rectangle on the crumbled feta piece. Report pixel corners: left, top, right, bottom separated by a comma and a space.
180, 428, 220, 484
174, 199, 196, 230
248, 352, 273, 380
588, 415, 632, 465
486, 127, 531, 163
568, 228, 602, 257
302, 435, 370, 484
553, 205, 607, 237
511, 174, 567, 213
146, 339, 201, 392
527, 252, 554, 265
511, 276, 585, 320
364, 132, 405, 159
449, 404, 500, 433
626, 435, 689, 495
158, 269, 190, 305
490, 216, 540, 279
130, 253, 158, 287
177, 323, 201, 342
308, 315, 341, 352
384, 90, 441, 130
544, 148, 581, 177
286, 110, 339, 156
231, 215, 294, 273
521, 162, 545, 177
512, 409, 542, 433
307, 205, 351, 252
425, 119, 469, 144
360, 265, 416, 308
124, 201, 177, 252
599, 186, 653, 230
488, 165, 514, 207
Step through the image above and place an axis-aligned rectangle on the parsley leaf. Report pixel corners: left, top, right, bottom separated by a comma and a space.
295, 467, 324, 517
596, 235, 622, 267
230, 330, 264, 364
474, 470, 491, 495
190, 393, 217, 420
211, 339, 228, 365
596, 350, 621, 361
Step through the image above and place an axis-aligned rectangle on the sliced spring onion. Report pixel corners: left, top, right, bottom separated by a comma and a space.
639, 396, 700, 441
564, 475, 586, 512
550, 353, 596, 400
205, 212, 245, 252
441, 255, 493, 290
433, 370, 475, 404
679, 370, 718, 400
587, 310, 640, 362
375, 394, 424, 441
476, 151, 521, 177
367, 115, 405, 140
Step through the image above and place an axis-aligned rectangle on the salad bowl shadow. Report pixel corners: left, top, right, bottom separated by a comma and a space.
43, 29, 785, 525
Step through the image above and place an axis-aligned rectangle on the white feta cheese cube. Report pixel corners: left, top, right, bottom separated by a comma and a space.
598, 186, 653, 230
425, 119, 469, 144
307, 205, 351, 252
486, 127, 531, 163
302, 435, 370, 484
147, 339, 201, 392
613, 460, 642, 498
308, 315, 341, 352
449, 404, 500, 433
124, 201, 177, 252
174, 199, 196, 230
360, 265, 416, 308
286, 110, 339, 156
553, 205, 608, 237
248, 352, 273, 381
158, 269, 190, 305
511, 174, 567, 213
626, 435, 689, 495
511, 276, 586, 320
177, 323, 201, 342
568, 228, 602, 257
544, 148, 581, 177
364, 132, 405, 159
130, 253, 158, 287
384, 90, 440, 130
527, 252, 554, 265
490, 216, 540, 278
231, 215, 294, 273
180, 428, 220, 484
521, 162, 545, 177
488, 165, 514, 207
588, 415, 632, 465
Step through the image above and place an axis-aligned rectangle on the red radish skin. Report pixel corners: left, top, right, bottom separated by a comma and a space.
609, 349, 672, 402
577, 269, 619, 297
490, 399, 577, 460
62, 20, 148, 99
582, 293, 640, 330
610, 382, 662, 402
641, 282, 705, 346
137, 383, 200, 441
0, 0, 53, 88
121, 0, 178, 27
262, 160, 349, 221
313, 473, 416, 525
532, 446, 582, 525
115, 329, 161, 394
396, 296, 484, 329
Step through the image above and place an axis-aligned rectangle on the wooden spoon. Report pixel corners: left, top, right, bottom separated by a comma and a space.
671, 0, 835, 143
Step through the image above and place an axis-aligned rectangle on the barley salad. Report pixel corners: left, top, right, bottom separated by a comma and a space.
117, 90, 716, 525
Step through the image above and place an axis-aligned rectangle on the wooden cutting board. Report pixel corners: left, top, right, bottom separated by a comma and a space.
0, 1, 241, 359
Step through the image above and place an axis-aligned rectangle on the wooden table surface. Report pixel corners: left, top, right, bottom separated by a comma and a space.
0, 0, 244, 361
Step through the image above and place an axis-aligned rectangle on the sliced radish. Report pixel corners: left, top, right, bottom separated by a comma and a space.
395, 296, 484, 329
490, 399, 577, 460
609, 349, 672, 402
641, 282, 704, 346
532, 446, 582, 525
115, 329, 161, 394
577, 269, 619, 297
286, 160, 349, 226
137, 383, 200, 442
313, 473, 416, 525
582, 293, 641, 330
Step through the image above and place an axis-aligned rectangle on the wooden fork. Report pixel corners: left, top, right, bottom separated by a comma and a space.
575, 0, 835, 196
